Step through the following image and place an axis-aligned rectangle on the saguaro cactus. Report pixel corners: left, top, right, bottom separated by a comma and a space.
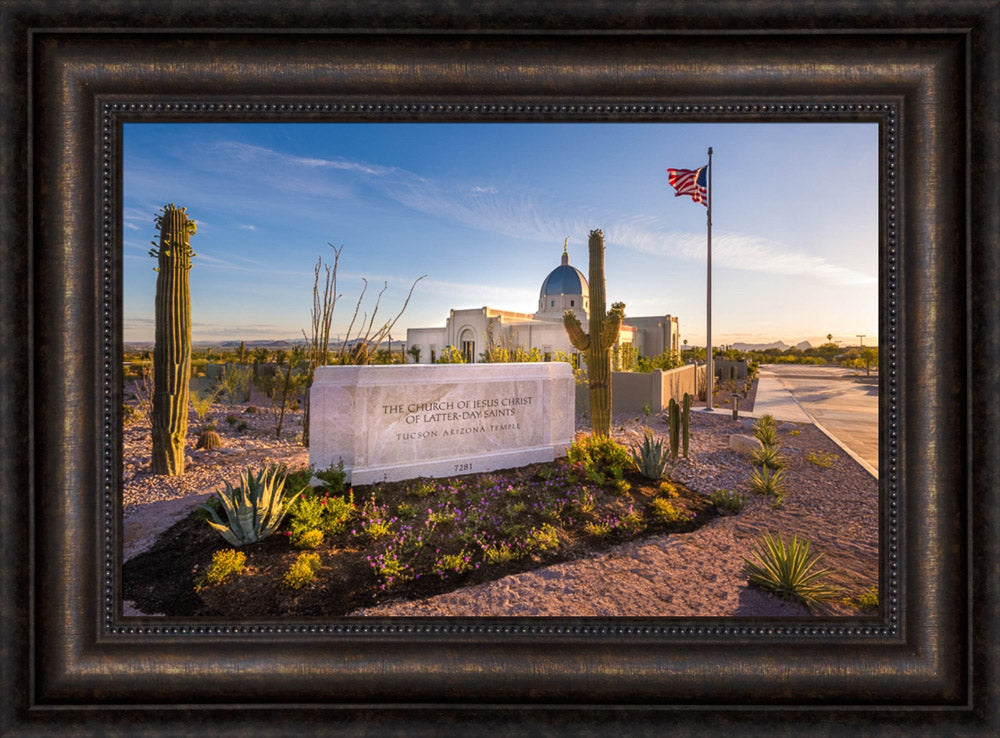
149, 204, 196, 475
564, 229, 625, 438
682, 392, 692, 458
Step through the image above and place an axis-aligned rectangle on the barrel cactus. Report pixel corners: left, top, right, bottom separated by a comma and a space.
196, 428, 223, 450
564, 230, 625, 438
149, 204, 196, 475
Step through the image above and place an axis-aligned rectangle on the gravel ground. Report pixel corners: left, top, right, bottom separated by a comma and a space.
124, 399, 879, 618
349, 410, 878, 617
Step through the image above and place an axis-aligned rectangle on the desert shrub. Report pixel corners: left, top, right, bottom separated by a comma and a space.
436, 550, 472, 577
315, 460, 347, 494
290, 486, 355, 540
282, 552, 322, 589
657, 479, 680, 498
750, 443, 785, 470
742, 532, 838, 607
199, 464, 306, 546
194, 549, 246, 592
190, 389, 219, 420
527, 523, 559, 551
805, 450, 838, 468
630, 431, 669, 480
649, 497, 693, 524
293, 528, 324, 550
843, 586, 879, 612
236, 420, 249, 432
225, 414, 239, 426
483, 541, 520, 565
709, 489, 748, 514
567, 433, 634, 488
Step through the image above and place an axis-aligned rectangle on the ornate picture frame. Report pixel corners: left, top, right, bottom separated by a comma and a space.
2, 2, 996, 734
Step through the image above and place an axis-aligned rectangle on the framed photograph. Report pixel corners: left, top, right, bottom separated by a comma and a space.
3, 2, 997, 734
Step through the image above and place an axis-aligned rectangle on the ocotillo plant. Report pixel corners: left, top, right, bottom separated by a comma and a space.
564, 230, 625, 438
682, 392, 692, 458
668, 398, 681, 460
149, 204, 196, 475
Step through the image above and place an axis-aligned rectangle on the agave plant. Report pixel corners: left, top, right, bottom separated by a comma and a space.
742, 532, 838, 606
200, 464, 306, 546
631, 431, 669, 479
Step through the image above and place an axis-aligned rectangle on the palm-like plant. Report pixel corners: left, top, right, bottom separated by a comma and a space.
750, 443, 785, 470
753, 421, 779, 447
742, 532, 838, 606
631, 431, 669, 480
749, 464, 786, 502
200, 464, 306, 546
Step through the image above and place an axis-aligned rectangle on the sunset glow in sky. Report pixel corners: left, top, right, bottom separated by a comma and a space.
123, 122, 878, 348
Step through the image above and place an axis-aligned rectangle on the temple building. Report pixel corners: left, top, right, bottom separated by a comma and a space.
406, 243, 680, 365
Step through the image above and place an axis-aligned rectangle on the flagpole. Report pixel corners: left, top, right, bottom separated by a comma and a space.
706, 147, 713, 411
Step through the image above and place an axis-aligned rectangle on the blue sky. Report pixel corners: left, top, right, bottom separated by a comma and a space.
123, 121, 878, 348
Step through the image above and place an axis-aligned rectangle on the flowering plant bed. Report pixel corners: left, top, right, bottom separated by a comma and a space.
122, 456, 718, 618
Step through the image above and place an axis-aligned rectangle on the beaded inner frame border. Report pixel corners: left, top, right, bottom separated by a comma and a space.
101, 101, 898, 639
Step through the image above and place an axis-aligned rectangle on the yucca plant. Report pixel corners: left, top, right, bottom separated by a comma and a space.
200, 464, 306, 546
749, 463, 786, 502
753, 421, 779, 447
750, 443, 785, 470
742, 532, 838, 606
631, 431, 669, 479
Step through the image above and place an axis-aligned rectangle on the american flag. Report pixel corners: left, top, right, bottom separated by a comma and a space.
666, 166, 708, 206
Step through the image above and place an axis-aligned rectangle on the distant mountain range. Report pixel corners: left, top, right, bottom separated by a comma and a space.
727, 340, 813, 352
125, 338, 407, 353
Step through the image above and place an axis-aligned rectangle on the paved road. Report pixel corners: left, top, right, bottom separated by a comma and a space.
753, 364, 879, 476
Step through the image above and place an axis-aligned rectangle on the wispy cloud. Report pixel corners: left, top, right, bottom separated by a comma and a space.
131, 139, 874, 289
606, 223, 876, 287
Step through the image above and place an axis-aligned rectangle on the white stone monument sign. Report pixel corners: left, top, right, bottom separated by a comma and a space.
309, 363, 575, 484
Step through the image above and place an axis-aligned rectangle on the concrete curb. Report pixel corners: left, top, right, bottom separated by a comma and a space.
753, 374, 878, 480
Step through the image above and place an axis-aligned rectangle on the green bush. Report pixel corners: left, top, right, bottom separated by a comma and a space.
709, 489, 748, 514
194, 548, 246, 591
315, 460, 347, 493
630, 431, 669, 480
805, 450, 838, 468
843, 586, 879, 612
282, 552, 322, 589
527, 523, 559, 551
742, 532, 838, 607
567, 433, 634, 487
649, 497, 693, 523
293, 528, 324, 550
200, 464, 306, 546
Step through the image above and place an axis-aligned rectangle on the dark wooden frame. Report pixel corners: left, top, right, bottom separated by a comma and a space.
2, 1, 997, 734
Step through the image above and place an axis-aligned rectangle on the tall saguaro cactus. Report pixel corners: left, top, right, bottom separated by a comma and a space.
149, 204, 196, 475
564, 229, 625, 438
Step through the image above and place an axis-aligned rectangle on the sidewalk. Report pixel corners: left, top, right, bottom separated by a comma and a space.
734, 367, 878, 479
729, 370, 812, 423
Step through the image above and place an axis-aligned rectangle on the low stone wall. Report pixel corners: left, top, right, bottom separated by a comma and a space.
576, 364, 706, 415
310, 363, 575, 484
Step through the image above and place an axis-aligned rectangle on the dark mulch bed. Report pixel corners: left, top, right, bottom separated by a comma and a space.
122, 461, 719, 618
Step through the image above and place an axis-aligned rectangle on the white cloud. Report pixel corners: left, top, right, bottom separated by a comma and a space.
606, 223, 876, 287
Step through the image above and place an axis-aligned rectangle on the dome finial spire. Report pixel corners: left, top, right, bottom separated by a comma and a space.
561, 237, 569, 265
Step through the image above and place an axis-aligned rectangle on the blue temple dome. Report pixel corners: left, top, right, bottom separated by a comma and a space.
539, 249, 588, 299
